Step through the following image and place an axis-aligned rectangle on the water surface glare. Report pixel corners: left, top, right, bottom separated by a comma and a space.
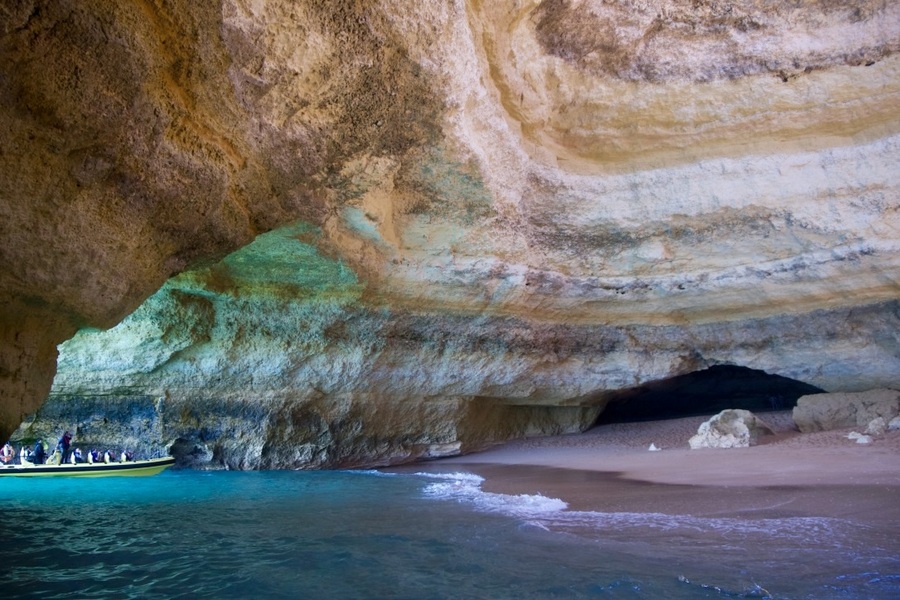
0, 470, 896, 599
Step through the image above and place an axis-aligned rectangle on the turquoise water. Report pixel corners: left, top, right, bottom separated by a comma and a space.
0, 470, 896, 599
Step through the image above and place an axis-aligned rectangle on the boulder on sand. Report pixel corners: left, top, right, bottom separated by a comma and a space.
865, 417, 887, 436
792, 389, 900, 433
847, 431, 873, 444
689, 409, 774, 450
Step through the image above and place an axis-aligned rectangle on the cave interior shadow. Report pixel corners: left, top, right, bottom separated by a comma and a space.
592, 365, 824, 426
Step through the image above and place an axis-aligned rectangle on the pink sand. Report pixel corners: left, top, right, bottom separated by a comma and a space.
410, 411, 900, 525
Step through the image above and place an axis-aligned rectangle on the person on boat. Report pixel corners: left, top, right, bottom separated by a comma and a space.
57, 431, 73, 464
32, 439, 45, 464
0, 442, 13, 464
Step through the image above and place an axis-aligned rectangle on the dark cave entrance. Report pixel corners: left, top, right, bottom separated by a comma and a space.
593, 365, 824, 425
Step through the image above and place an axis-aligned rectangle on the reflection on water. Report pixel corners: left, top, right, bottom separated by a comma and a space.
0, 470, 897, 599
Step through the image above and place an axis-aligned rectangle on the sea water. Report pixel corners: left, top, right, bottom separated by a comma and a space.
0, 470, 896, 599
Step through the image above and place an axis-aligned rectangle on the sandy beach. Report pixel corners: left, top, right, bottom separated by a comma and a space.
404, 411, 900, 527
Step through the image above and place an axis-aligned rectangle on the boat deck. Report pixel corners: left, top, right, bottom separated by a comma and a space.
0, 456, 176, 477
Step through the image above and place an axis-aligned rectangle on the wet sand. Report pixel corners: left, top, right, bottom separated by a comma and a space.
405, 411, 900, 527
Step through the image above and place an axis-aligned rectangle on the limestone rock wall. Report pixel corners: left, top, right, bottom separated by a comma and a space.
793, 389, 900, 433
22, 224, 899, 469
0, 0, 444, 436
2, 1, 899, 454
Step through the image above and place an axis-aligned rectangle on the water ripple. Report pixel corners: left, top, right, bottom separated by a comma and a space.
1, 471, 897, 599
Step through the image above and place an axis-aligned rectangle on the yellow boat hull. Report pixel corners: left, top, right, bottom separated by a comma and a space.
0, 456, 175, 477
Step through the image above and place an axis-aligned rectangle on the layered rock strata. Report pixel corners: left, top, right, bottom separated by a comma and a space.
21, 225, 900, 469
2, 1, 899, 458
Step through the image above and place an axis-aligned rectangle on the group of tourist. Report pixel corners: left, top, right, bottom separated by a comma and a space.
1, 432, 135, 466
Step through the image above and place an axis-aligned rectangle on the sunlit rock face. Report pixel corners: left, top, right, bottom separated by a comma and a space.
36, 225, 602, 468
31, 224, 898, 468
1, 0, 441, 436
2, 1, 899, 456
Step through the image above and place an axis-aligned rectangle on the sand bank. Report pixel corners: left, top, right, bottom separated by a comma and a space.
402, 411, 900, 526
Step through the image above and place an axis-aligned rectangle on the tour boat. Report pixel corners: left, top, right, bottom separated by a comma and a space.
0, 456, 175, 477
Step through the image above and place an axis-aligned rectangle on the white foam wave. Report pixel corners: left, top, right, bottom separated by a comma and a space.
415, 471, 568, 518
557, 509, 839, 532
412, 472, 858, 550
414, 471, 484, 483
540, 509, 859, 550
344, 469, 399, 477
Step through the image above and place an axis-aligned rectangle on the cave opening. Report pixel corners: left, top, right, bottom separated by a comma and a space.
593, 365, 824, 425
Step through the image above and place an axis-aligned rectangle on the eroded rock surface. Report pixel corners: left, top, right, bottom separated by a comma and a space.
2, 1, 899, 461
20, 227, 898, 468
688, 409, 774, 449
793, 389, 900, 433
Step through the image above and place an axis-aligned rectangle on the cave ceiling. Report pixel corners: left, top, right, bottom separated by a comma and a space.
1, 0, 898, 445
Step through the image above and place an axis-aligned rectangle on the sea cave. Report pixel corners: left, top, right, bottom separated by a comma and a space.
0, 1, 898, 598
